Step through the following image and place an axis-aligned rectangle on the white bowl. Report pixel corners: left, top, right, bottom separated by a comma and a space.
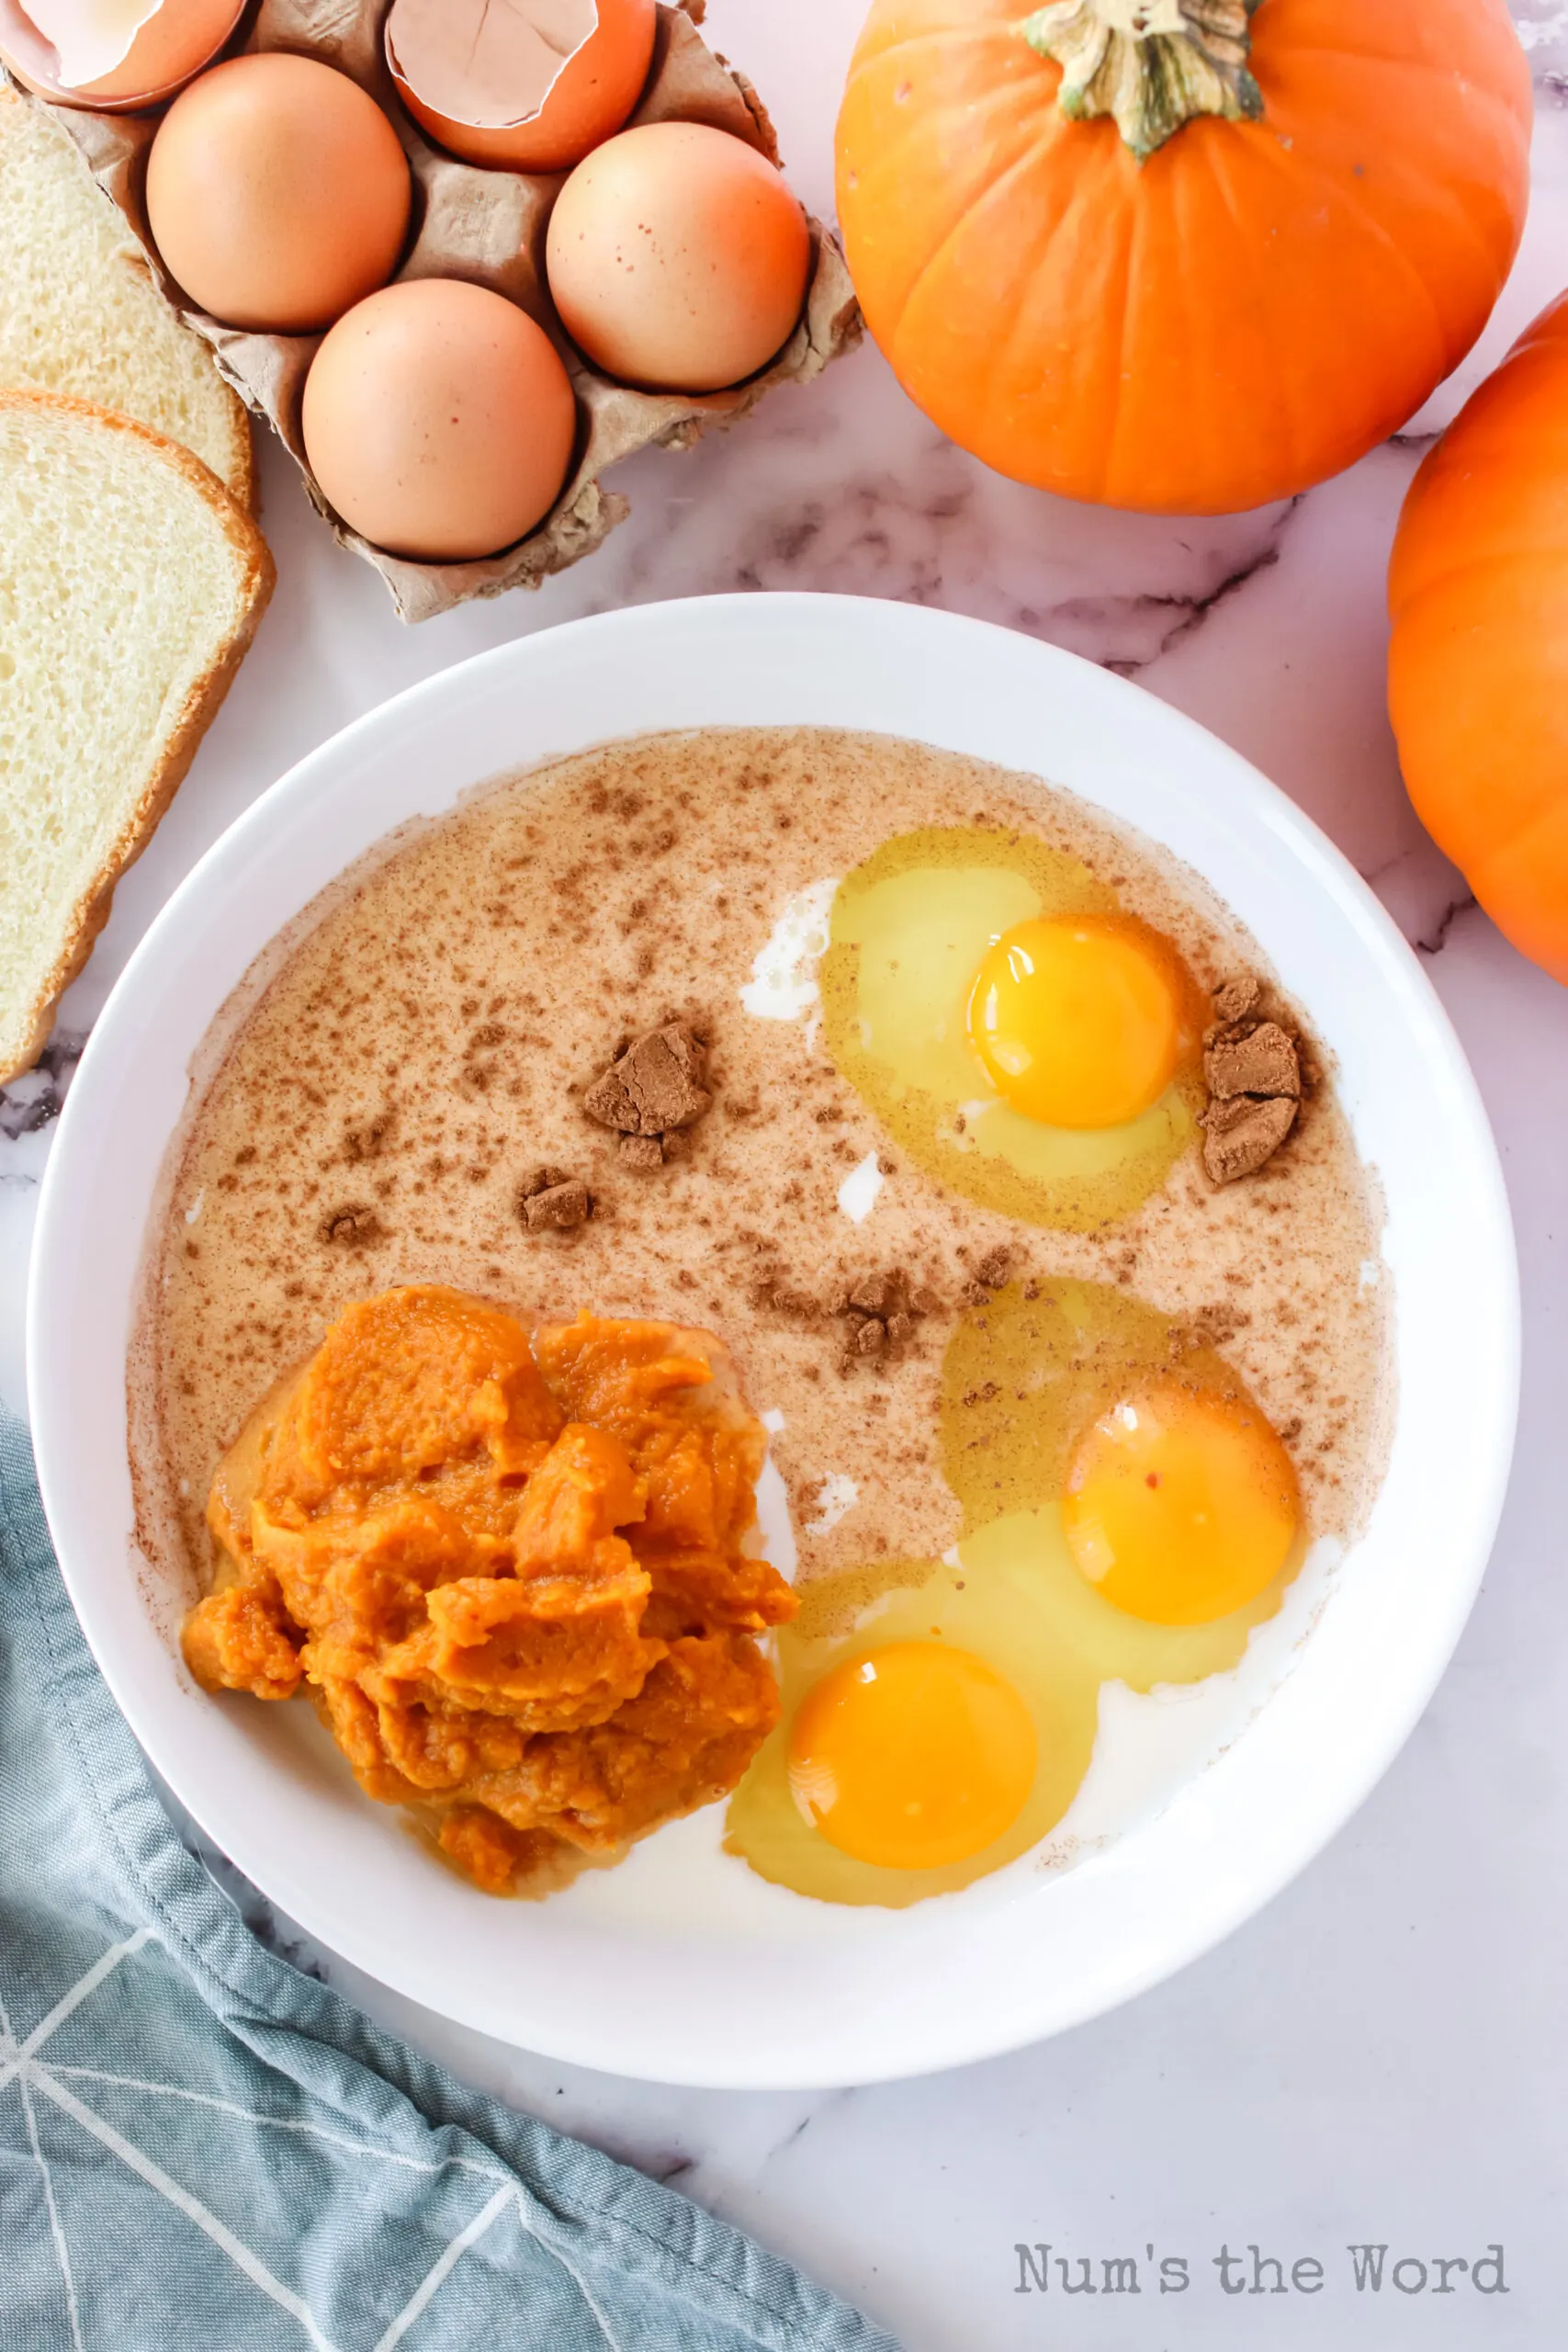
28, 594, 1517, 2087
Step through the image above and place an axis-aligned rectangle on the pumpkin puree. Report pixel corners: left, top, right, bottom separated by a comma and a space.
181, 1286, 796, 1894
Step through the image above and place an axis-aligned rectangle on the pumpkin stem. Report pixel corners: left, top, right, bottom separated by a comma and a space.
1019, 0, 1264, 163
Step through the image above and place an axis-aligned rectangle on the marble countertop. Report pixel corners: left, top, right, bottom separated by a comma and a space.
6, 5, 1568, 2343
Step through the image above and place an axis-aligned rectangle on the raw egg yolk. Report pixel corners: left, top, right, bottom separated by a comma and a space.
787, 1642, 1037, 1871
966, 914, 1182, 1128
1062, 1381, 1301, 1625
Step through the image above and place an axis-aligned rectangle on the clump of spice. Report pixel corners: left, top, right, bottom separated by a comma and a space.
320, 1203, 387, 1247
1200, 978, 1302, 1185
583, 1021, 712, 1169
831, 1269, 928, 1371
960, 1243, 1014, 1306
753, 1262, 942, 1376
518, 1166, 592, 1232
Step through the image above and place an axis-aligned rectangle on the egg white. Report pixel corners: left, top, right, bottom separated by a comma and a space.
531, 1438, 1339, 1934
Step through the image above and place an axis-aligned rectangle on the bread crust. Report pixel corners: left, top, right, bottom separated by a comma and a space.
111, 243, 258, 514
0, 82, 256, 511
209, 358, 255, 515
0, 390, 275, 1084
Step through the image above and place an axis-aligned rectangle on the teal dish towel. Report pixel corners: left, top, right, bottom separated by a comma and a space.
0, 1411, 897, 2352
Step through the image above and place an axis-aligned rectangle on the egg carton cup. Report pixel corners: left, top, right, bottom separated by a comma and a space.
21, 0, 861, 620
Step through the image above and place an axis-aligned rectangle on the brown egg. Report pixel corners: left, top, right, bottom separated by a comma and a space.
0, 0, 243, 110
301, 279, 578, 561
546, 121, 811, 392
386, 0, 656, 174
145, 54, 412, 333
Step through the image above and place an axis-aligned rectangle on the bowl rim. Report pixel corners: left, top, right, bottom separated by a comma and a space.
27, 592, 1520, 2086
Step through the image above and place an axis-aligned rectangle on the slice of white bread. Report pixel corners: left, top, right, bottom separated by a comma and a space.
0, 84, 253, 506
0, 390, 274, 1082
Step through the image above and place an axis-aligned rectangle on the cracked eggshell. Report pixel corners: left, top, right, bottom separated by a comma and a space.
386, 0, 656, 174
0, 0, 242, 108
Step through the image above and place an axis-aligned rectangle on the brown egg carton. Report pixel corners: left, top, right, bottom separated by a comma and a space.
24, 0, 861, 621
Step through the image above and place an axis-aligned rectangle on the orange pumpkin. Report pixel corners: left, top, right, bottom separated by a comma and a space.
835, 0, 1531, 514
1389, 297, 1568, 988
